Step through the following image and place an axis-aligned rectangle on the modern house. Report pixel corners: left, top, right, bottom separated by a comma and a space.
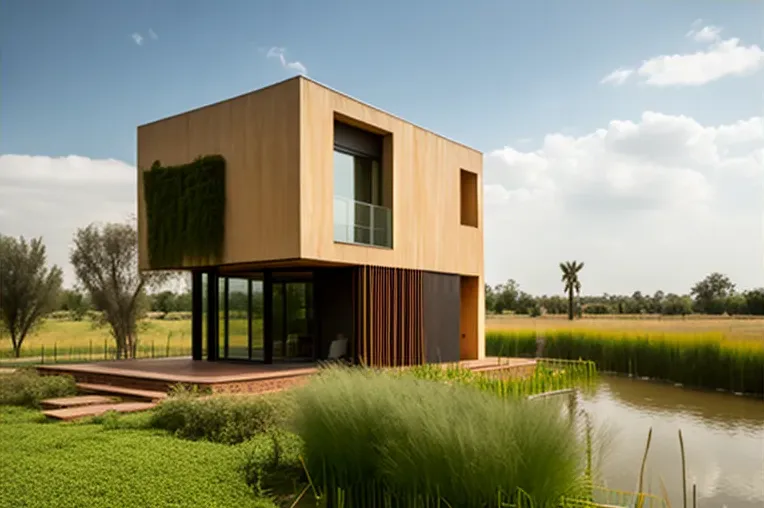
137, 76, 484, 367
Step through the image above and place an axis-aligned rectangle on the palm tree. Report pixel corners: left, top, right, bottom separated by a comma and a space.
560, 261, 584, 320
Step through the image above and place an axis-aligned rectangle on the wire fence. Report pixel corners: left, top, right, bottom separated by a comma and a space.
0, 338, 192, 366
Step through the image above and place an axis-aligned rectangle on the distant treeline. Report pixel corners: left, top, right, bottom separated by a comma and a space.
486, 272, 764, 317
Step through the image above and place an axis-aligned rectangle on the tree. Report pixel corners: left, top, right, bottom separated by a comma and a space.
661, 294, 693, 316
494, 279, 520, 314
560, 261, 584, 320
744, 288, 764, 315
59, 289, 90, 320
151, 290, 178, 314
514, 291, 537, 315
70, 222, 171, 359
484, 284, 497, 314
0, 235, 63, 357
725, 293, 748, 316
690, 273, 735, 315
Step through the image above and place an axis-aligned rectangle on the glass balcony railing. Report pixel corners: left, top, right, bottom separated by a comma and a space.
333, 195, 392, 248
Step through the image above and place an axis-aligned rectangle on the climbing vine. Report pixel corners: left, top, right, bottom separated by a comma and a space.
143, 155, 226, 268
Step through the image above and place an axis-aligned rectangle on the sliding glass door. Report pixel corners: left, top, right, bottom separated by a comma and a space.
271, 279, 315, 363
218, 275, 265, 361
214, 272, 314, 363
226, 278, 249, 359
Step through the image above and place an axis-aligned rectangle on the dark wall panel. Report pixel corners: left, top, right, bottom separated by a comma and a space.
334, 121, 383, 158
423, 272, 461, 363
314, 268, 355, 360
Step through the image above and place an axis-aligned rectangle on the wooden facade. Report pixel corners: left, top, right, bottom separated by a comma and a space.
137, 76, 485, 363
136, 78, 303, 271
353, 266, 425, 367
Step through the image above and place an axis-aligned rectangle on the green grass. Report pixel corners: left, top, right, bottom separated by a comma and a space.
291, 366, 593, 507
487, 329, 764, 396
0, 407, 275, 508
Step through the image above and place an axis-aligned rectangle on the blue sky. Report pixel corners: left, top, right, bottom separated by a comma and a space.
2, 0, 760, 161
1, 0, 763, 293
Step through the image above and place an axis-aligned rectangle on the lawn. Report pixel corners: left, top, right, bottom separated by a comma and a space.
0, 407, 273, 508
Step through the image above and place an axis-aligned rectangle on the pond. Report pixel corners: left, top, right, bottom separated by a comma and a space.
575, 376, 764, 508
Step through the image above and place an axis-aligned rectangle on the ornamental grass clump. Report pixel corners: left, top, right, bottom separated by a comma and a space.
291, 366, 590, 507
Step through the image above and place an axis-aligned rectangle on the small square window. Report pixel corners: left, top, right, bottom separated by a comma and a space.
460, 169, 478, 227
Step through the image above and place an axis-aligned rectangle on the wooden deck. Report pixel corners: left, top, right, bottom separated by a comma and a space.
36, 356, 537, 396
37, 358, 318, 394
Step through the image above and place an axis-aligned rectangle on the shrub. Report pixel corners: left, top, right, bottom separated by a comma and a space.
0, 369, 77, 407
149, 393, 284, 444
583, 303, 611, 315
47, 310, 73, 321
163, 311, 192, 321
292, 367, 590, 507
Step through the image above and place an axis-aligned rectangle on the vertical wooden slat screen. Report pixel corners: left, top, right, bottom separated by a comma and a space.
354, 265, 424, 367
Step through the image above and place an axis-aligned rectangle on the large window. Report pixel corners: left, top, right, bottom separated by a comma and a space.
333, 120, 392, 248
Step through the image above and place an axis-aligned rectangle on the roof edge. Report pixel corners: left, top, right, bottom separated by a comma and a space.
137, 75, 483, 156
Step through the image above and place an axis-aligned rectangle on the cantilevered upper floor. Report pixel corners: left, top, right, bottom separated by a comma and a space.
137, 76, 483, 277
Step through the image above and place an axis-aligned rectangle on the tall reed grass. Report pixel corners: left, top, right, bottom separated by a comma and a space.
486, 329, 764, 396
291, 366, 593, 507
403, 358, 597, 400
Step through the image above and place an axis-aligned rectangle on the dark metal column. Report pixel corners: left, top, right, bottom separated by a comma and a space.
247, 280, 253, 360
191, 271, 203, 361
222, 277, 229, 359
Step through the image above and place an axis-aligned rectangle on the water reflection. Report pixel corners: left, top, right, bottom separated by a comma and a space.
576, 376, 764, 508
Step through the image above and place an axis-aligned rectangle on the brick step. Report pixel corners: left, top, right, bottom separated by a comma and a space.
76, 382, 168, 402
40, 395, 116, 410
43, 402, 158, 421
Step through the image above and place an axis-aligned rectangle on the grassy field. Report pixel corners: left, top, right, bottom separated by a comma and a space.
0, 319, 191, 355
3, 313, 762, 360
487, 314, 764, 340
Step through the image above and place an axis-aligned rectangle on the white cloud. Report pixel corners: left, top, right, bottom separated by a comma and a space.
131, 33, 144, 46
686, 25, 722, 43
266, 47, 308, 75
600, 68, 634, 86
484, 112, 764, 295
638, 38, 764, 86
601, 23, 764, 87
148, 28, 158, 40
0, 155, 136, 288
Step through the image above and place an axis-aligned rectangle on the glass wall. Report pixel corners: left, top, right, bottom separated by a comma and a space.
271, 280, 315, 362
251, 280, 264, 361
206, 272, 315, 363
226, 278, 249, 359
